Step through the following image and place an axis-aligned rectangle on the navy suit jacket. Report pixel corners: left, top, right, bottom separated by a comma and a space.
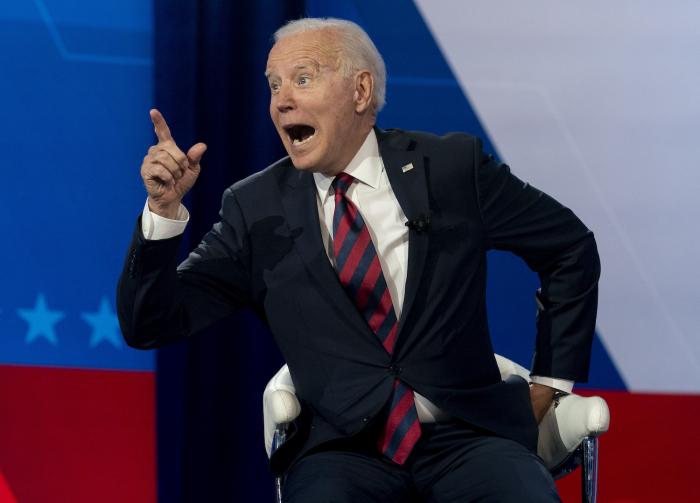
117, 128, 600, 474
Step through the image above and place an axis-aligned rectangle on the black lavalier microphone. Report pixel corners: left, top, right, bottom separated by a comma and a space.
405, 213, 431, 233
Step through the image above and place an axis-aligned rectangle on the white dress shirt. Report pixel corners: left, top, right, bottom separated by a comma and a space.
141, 129, 573, 422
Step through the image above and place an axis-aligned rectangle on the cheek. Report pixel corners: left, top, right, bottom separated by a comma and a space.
330, 109, 351, 133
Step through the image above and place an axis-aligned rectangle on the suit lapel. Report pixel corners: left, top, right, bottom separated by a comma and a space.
378, 129, 431, 344
279, 165, 374, 337
279, 128, 432, 348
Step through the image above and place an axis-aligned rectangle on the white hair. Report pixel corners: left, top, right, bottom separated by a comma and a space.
274, 18, 387, 112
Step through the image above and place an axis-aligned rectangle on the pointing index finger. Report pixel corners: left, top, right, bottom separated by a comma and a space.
150, 108, 173, 143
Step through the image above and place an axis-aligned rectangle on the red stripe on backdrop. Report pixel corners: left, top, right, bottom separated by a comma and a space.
0, 365, 155, 503
555, 390, 700, 502
0, 470, 18, 503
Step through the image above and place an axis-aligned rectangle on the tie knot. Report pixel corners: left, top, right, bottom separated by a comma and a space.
332, 172, 355, 197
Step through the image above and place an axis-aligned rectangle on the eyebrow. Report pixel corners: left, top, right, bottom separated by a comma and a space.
294, 62, 320, 73
264, 61, 321, 79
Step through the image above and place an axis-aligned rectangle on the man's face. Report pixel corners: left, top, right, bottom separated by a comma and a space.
266, 30, 369, 175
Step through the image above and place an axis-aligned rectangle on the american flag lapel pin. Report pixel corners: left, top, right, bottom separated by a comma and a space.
401, 163, 414, 173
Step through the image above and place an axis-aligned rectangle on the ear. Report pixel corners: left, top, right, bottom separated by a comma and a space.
353, 70, 374, 114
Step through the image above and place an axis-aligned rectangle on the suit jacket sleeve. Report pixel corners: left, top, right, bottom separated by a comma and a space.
117, 187, 253, 349
473, 139, 601, 382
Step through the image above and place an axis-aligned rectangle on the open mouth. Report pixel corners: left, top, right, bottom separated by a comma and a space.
284, 124, 316, 146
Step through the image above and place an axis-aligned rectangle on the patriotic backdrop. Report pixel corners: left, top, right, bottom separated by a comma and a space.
1, 0, 698, 501
0, 1, 155, 502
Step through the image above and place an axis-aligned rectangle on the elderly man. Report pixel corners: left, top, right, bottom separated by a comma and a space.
119, 17, 599, 502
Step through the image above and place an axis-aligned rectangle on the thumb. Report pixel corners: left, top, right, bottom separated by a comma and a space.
187, 142, 207, 165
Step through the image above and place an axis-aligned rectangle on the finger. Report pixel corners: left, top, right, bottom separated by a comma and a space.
152, 150, 184, 179
187, 142, 208, 165
145, 162, 175, 188
157, 143, 189, 172
150, 108, 173, 143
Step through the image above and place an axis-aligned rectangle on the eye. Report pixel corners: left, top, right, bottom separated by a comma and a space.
296, 75, 311, 86
269, 81, 280, 93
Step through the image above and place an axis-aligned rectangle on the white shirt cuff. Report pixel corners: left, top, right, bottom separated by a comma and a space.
141, 200, 189, 240
529, 375, 574, 393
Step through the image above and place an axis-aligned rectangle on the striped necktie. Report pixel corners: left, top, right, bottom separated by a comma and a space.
331, 172, 421, 465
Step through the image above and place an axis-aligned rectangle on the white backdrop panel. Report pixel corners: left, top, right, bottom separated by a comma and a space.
415, 0, 700, 392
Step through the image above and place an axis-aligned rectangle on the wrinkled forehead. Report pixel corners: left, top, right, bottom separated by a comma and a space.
265, 30, 343, 77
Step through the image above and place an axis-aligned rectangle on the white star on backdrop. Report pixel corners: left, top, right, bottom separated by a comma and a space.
17, 294, 65, 345
81, 297, 123, 349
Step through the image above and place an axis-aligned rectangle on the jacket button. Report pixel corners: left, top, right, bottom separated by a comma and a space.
388, 365, 403, 376
362, 417, 369, 423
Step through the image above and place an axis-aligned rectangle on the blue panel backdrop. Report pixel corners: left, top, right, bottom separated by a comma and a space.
0, 1, 157, 501
0, 1, 153, 369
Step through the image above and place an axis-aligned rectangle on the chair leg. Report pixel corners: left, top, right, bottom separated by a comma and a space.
272, 426, 288, 503
581, 436, 598, 503
275, 476, 283, 503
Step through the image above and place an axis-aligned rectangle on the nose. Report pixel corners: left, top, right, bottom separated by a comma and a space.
273, 83, 295, 113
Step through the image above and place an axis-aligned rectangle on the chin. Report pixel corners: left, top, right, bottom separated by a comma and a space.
288, 148, 328, 173
290, 160, 314, 171
288, 153, 316, 172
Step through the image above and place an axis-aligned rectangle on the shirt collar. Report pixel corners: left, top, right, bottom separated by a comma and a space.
313, 129, 382, 203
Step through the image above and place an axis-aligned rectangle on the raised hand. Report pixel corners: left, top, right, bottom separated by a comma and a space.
140, 109, 207, 218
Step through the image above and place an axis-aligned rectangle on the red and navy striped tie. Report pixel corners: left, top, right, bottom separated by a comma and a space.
331, 172, 421, 465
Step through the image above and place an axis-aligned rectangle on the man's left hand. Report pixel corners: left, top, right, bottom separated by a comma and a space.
529, 383, 556, 424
